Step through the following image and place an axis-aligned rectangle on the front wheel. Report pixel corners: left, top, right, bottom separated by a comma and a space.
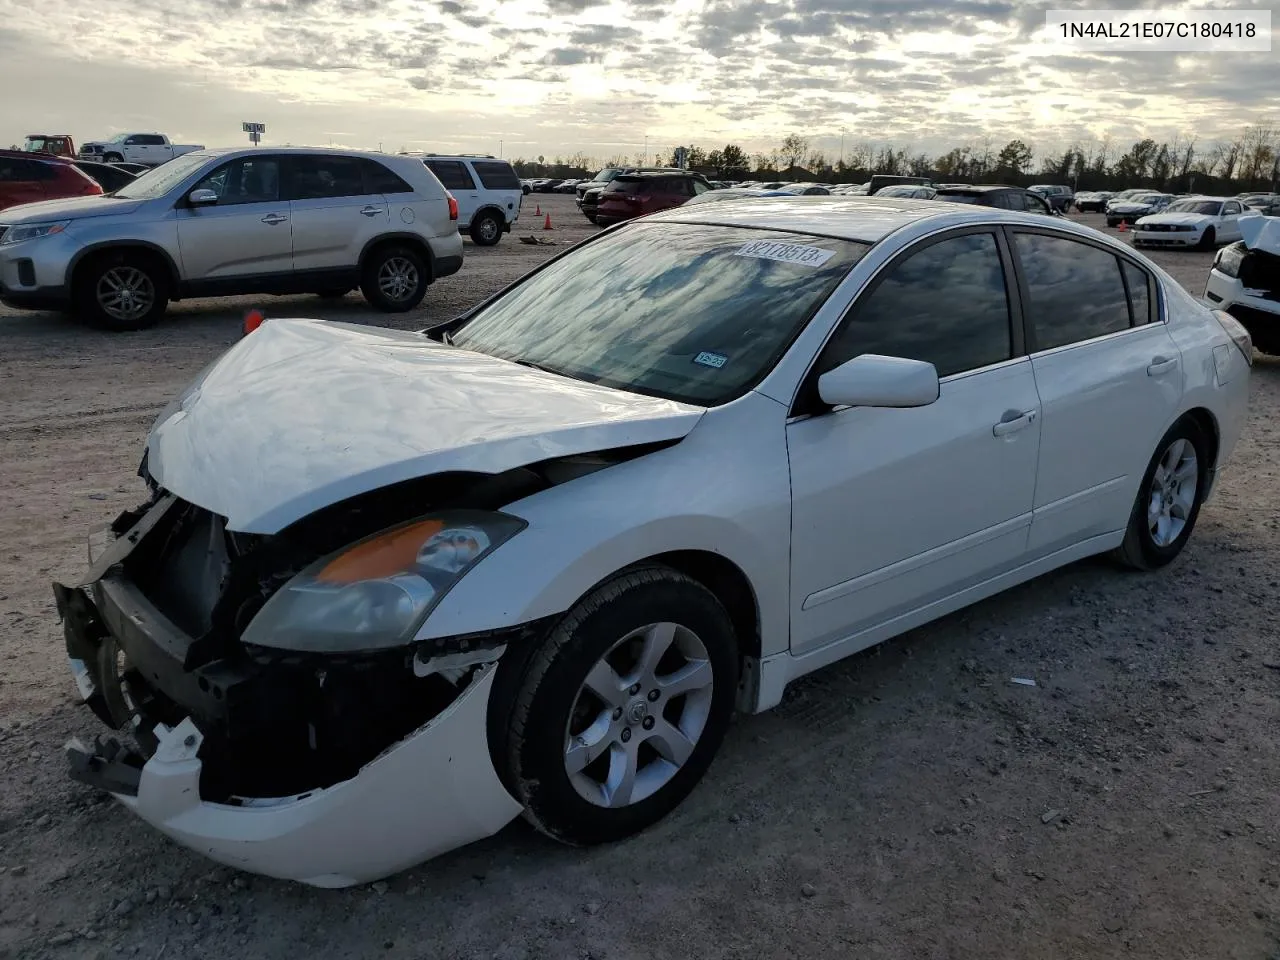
1114, 419, 1209, 570
75, 252, 169, 331
501, 567, 739, 846
360, 245, 428, 312
104, 152, 124, 164
1197, 226, 1216, 251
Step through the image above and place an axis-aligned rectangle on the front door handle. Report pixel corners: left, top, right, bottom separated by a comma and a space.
360, 205, 382, 217
261, 214, 289, 225
1147, 356, 1179, 376
993, 409, 1037, 437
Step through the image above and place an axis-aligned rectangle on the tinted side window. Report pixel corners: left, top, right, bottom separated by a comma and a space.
0, 158, 43, 182
362, 159, 412, 194
1004, 191, 1027, 211
1122, 260, 1153, 325
192, 157, 281, 205
426, 160, 476, 190
287, 156, 366, 200
141, 135, 167, 146
820, 232, 1013, 378
471, 160, 521, 190
1016, 234, 1130, 350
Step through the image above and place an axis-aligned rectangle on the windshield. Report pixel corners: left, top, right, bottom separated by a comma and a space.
114, 152, 210, 200
107, 133, 130, 143
451, 222, 868, 406
1165, 199, 1222, 215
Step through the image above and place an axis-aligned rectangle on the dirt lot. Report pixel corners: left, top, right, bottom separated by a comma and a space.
1, 198, 1278, 960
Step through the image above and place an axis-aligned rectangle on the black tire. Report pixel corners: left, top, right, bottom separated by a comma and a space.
359, 244, 428, 312
1197, 226, 1216, 251
315, 288, 351, 299
74, 250, 169, 331
501, 566, 739, 846
1113, 418, 1210, 571
104, 152, 124, 164
469, 211, 503, 246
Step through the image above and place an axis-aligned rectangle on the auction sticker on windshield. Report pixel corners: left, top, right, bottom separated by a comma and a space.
734, 239, 836, 267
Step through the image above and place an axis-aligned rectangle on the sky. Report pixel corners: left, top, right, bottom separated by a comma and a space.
0, 0, 1276, 167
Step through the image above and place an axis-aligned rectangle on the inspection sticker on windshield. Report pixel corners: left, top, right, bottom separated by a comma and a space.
694, 351, 729, 369
734, 239, 836, 267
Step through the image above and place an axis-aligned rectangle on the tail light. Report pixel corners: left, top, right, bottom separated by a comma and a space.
1212, 309, 1253, 366
446, 193, 458, 221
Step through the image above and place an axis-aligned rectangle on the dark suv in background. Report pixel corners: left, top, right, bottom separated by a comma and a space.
1028, 184, 1074, 212
594, 172, 711, 226
933, 184, 1056, 215
577, 166, 693, 223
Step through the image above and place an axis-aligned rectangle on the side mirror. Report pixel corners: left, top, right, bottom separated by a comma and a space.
187, 188, 218, 206
817, 354, 940, 409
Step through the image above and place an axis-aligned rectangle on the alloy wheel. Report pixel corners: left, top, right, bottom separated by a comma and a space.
564, 621, 714, 808
96, 267, 155, 323
377, 257, 419, 303
1147, 437, 1198, 547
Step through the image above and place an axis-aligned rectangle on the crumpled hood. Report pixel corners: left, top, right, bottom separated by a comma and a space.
0, 195, 143, 223
1240, 214, 1280, 254
146, 319, 705, 533
1136, 212, 1211, 227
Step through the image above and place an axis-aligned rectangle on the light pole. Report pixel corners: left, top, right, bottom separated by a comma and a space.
840, 128, 845, 169
499, 140, 503, 158
644, 134, 649, 166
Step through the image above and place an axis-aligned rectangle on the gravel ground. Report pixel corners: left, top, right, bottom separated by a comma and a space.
1, 199, 1278, 960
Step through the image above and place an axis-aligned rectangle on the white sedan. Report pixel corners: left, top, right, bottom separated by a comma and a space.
1133, 196, 1248, 250
55, 198, 1253, 886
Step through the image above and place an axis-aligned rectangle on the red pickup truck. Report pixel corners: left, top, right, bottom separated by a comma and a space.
21, 134, 77, 158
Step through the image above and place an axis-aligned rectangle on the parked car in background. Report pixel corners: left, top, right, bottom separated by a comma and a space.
1132, 196, 1245, 250
555, 179, 581, 193
933, 184, 1054, 214
875, 184, 937, 199
594, 171, 710, 226
0, 150, 102, 211
54, 197, 1250, 887
867, 174, 933, 195
22, 134, 76, 158
1073, 190, 1114, 212
79, 133, 205, 167
1028, 184, 1074, 212
1204, 215, 1280, 354
682, 188, 790, 206
71, 159, 138, 193
0, 147, 463, 329
531, 179, 564, 193
775, 183, 831, 195
1107, 192, 1174, 227
109, 162, 151, 176
416, 155, 522, 246
576, 167, 688, 223
1238, 193, 1280, 216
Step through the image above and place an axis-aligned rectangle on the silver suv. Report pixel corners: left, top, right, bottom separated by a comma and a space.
0, 147, 464, 330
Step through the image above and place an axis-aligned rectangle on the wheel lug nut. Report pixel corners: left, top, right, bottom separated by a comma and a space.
620, 727, 632, 743
647, 689, 660, 702
642, 716, 655, 730
612, 707, 623, 721
629, 684, 641, 696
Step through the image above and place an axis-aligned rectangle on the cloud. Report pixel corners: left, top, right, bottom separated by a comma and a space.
544, 46, 596, 65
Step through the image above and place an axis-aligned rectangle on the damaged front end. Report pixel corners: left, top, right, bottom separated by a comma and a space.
52, 477, 555, 885
1207, 216, 1280, 354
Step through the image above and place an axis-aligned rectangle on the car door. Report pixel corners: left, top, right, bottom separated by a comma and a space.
1010, 229, 1183, 557
0, 157, 47, 210
425, 160, 478, 227
175, 154, 293, 286
284, 155, 388, 276
1219, 201, 1243, 242
787, 228, 1041, 655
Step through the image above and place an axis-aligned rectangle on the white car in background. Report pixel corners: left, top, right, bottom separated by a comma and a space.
79, 133, 205, 167
1133, 196, 1246, 250
414, 154, 524, 246
56, 198, 1251, 886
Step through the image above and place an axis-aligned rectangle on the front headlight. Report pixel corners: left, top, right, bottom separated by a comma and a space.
241, 510, 526, 653
0, 220, 71, 245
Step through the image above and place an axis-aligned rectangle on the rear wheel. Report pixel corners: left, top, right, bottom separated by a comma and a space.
360, 245, 428, 312
75, 251, 169, 331
1114, 419, 1209, 570
501, 567, 739, 846
469, 211, 503, 246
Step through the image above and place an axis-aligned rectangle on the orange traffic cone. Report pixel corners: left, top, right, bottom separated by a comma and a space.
535, 203, 541, 216
1117, 221, 1128, 232
243, 308, 265, 335
543, 213, 554, 230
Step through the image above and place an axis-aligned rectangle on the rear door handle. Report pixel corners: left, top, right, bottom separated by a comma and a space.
261, 214, 288, 225
1147, 356, 1179, 376
993, 409, 1037, 437
360, 205, 382, 217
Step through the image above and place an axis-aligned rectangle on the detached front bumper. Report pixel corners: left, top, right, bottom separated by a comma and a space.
54, 500, 522, 887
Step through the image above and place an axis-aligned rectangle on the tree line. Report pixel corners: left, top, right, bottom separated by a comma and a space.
511, 124, 1279, 193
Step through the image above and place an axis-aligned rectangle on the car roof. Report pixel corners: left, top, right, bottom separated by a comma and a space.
187, 146, 419, 161
0, 149, 69, 163
645, 195, 1110, 244
935, 184, 1016, 194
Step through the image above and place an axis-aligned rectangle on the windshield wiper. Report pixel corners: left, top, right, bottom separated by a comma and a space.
512, 357, 563, 376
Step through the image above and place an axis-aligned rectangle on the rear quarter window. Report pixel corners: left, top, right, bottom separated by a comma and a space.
471, 161, 521, 190
362, 159, 413, 194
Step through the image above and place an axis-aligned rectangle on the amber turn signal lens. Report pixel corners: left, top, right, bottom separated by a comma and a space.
315, 519, 445, 584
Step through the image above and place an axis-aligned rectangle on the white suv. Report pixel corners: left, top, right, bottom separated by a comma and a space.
0, 147, 464, 330
418, 155, 523, 246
